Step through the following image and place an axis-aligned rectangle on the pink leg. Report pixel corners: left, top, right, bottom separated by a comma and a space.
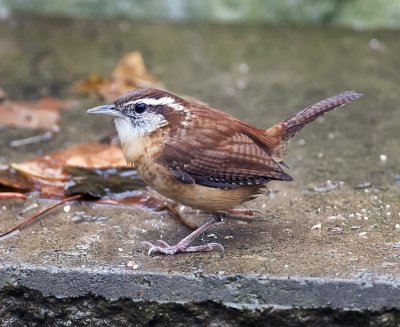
140, 214, 224, 255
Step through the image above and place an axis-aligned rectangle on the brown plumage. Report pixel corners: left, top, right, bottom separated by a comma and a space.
88, 88, 362, 255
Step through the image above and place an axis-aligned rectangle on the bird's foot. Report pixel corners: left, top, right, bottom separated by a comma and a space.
139, 214, 224, 256
141, 240, 224, 255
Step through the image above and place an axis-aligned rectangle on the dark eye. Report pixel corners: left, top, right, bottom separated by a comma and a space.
134, 102, 147, 114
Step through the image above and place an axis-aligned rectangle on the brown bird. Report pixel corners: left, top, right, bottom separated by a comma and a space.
87, 88, 362, 255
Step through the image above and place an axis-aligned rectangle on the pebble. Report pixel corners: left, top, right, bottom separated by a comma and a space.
327, 215, 343, 221
328, 132, 336, 140
238, 63, 249, 74
127, 261, 139, 269
311, 222, 322, 230
63, 205, 71, 213
369, 38, 380, 49
380, 154, 387, 162
236, 79, 247, 90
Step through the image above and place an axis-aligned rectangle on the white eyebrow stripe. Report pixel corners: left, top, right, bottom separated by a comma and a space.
123, 96, 183, 108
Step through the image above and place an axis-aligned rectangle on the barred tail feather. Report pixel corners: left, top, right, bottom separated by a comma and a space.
265, 91, 363, 161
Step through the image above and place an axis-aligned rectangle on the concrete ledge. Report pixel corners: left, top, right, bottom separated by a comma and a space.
1, 263, 400, 325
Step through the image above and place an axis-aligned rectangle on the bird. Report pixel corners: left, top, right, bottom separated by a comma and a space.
87, 88, 362, 255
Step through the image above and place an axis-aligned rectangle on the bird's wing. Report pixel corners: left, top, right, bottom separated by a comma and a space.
160, 128, 292, 189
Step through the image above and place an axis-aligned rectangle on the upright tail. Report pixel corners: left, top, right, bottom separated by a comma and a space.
265, 91, 363, 161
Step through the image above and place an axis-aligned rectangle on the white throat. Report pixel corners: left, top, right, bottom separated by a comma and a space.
114, 117, 143, 143
114, 112, 167, 141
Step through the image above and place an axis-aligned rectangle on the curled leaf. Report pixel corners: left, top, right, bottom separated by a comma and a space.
12, 141, 127, 182
74, 51, 162, 101
0, 99, 61, 132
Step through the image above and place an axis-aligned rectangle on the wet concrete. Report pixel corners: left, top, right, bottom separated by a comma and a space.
0, 17, 400, 325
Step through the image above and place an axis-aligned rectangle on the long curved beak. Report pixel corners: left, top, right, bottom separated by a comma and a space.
87, 105, 126, 118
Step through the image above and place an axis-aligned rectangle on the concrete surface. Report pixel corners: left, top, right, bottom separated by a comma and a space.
0, 17, 400, 326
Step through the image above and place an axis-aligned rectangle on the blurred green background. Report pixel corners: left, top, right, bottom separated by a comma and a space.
1, 0, 400, 30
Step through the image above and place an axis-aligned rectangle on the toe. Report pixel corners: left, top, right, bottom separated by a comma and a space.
207, 242, 225, 252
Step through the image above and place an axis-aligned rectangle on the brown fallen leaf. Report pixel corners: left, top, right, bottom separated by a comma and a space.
65, 143, 126, 169
74, 51, 162, 102
0, 192, 27, 200
111, 51, 159, 86
5, 141, 127, 198
71, 73, 105, 95
0, 97, 78, 132
12, 141, 127, 182
0, 166, 34, 191
0, 99, 61, 132
0, 87, 7, 100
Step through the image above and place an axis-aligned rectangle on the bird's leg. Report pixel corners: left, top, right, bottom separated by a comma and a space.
140, 213, 225, 255
155, 202, 198, 231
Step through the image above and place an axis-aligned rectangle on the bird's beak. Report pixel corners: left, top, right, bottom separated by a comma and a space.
87, 105, 126, 118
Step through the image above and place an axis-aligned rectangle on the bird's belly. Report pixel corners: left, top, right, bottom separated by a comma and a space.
137, 162, 260, 212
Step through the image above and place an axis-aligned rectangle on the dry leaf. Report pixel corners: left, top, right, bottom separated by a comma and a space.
0, 192, 27, 200
111, 51, 159, 85
0, 99, 61, 132
65, 143, 126, 169
12, 141, 127, 181
0, 87, 8, 100
0, 96, 78, 131
74, 51, 162, 102
0, 166, 34, 191
72, 73, 105, 94
2, 141, 127, 197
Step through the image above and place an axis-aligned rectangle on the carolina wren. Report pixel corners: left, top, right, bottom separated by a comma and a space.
88, 88, 362, 255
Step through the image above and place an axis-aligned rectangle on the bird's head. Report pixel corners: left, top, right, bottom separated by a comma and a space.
87, 88, 189, 141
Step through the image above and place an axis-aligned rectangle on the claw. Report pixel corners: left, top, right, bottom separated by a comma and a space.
207, 242, 225, 252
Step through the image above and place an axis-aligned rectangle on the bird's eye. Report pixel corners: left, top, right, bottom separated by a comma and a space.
134, 102, 147, 114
